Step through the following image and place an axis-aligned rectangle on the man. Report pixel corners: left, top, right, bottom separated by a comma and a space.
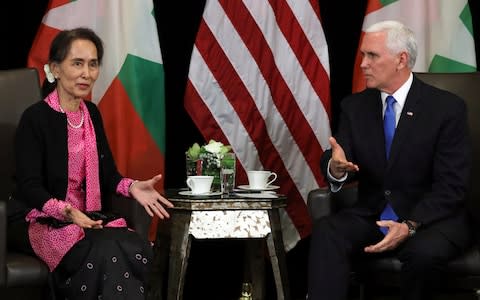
308, 20, 472, 300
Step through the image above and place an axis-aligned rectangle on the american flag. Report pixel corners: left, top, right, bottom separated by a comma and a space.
184, 0, 331, 249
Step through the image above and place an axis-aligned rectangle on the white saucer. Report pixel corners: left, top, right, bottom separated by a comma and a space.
178, 191, 222, 197
237, 185, 280, 191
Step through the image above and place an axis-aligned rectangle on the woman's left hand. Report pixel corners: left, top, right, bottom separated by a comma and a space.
129, 174, 174, 219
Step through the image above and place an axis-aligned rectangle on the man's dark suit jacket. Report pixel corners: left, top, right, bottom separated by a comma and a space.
320, 75, 472, 248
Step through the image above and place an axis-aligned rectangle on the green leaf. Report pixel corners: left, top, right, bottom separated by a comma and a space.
186, 142, 201, 159
220, 145, 232, 154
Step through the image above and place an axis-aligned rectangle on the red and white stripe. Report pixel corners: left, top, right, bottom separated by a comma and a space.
184, 0, 331, 249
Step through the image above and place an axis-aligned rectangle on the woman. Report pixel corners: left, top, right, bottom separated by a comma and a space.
14, 27, 173, 299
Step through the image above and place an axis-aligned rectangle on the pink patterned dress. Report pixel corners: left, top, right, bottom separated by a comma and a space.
23, 91, 151, 300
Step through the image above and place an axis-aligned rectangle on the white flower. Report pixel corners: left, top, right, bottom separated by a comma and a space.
204, 141, 224, 154
43, 64, 55, 83
186, 140, 232, 161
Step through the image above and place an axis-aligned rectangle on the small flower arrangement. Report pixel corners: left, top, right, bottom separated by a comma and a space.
186, 140, 232, 168
186, 140, 232, 191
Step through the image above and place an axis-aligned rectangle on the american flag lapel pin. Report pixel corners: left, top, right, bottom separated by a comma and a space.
407, 111, 414, 116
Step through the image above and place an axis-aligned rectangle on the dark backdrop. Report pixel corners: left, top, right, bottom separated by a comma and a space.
3, 1, 480, 299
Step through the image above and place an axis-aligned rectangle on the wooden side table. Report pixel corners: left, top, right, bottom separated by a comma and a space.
151, 190, 291, 300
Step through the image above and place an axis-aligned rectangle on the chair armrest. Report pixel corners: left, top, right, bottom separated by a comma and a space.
307, 183, 359, 223
0, 201, 7, 286
108, 195, 151, 241
307, 187, 333, 222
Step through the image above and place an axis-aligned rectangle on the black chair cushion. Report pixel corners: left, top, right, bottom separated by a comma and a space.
6, 253, 48, 287
357, 246, 480, 275
352, 246, 480, 291
447, 247, 480, 275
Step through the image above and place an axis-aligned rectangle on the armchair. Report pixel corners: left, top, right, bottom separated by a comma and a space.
0, 68, 49, 298
307, 72, 480, 299
0, 68, 153, 299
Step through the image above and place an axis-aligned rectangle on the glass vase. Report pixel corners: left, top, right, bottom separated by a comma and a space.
185, 154, 201, 177
201, 154, 221, 192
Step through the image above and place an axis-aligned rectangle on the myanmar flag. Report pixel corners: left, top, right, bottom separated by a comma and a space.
27, 1, 165, 191
353, 0, 477, 92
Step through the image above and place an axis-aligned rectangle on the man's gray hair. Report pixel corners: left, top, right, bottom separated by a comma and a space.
365, 20, 417, 69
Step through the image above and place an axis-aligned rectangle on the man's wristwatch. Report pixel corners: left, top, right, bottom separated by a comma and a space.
402, 220, 418, 237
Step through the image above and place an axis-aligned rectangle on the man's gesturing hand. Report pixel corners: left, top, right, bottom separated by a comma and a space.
329, 137, 359, 179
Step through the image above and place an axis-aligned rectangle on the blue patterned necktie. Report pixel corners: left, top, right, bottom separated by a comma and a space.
380, 95, 398, 234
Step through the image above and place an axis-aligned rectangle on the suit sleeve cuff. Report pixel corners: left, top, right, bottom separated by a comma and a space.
327, 159, 347, 192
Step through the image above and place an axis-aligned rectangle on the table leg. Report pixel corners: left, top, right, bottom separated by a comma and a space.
245, 239, 266, 300
167, 210, 192, 300
267, 209, 291, 300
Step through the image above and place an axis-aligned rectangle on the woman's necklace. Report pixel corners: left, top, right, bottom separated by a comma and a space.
59, 104, 84, 129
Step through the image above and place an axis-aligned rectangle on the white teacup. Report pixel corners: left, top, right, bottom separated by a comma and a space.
186, 175, 214, 194
247, 170, 277, 189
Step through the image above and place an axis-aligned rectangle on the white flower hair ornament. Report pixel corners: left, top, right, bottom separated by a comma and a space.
43, 64, 55, 83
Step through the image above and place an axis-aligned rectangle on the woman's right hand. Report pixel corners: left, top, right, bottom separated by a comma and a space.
63, 204, 103, 229
129, 174, 174, 219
